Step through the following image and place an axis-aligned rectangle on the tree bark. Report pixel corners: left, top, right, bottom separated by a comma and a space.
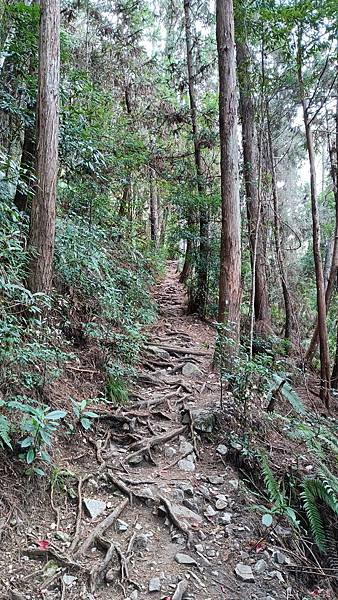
216, 0, 241, 352
236, 40, 270, 330
297, 37, 330, 408
266, 103, 292, 344
28, 0, 60, 293
149, 167, 159, 243
183, 0, 209, 316
306, 86, 338, 365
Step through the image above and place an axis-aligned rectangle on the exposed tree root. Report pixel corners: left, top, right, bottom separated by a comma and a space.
158, 495, 193, 548
125, 425, 186, 464
172, 579, 189, 600
75, 498, 129, 558
24, 546, 82, 571
146, 343, 208, 357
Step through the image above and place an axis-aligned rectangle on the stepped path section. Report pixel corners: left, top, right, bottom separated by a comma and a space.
2, 262, 308, 600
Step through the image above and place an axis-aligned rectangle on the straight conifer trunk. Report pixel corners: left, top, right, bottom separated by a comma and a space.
236, 40, 269, 330
297, 37, 330, 407
28, 0, 60, 293
183, 0, 209, 316
216, 0, 241, 351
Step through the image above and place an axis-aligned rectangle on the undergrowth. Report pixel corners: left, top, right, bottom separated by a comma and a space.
0, 200, 160, 470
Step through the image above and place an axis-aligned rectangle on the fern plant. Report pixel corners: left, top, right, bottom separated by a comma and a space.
253, 452, 300, 528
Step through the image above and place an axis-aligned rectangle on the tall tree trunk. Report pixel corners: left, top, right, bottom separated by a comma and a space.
297, 37, 330, 408
236, 40, 270, 331
266, 104, 292, 343
330, 83, 338, 388
216, 0, 241, 353
331, 322, 338, 390
306, 90, 338, 365
28, 0, 60, 293
149, 168, 158, 243
183, 0, 209, 316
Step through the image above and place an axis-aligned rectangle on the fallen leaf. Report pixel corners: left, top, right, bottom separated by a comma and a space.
37, 539, 49, 549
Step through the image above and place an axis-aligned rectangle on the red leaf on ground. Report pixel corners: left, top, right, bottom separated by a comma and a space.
37, 539, 49, 549
255, 541, 266, 553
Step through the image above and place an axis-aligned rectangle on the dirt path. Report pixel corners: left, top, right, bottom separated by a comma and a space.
1, 263, 314, 600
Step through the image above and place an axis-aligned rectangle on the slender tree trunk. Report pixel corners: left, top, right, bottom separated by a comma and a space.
183, 0, 209, 316
330, 84, 338, 388
149, 168, 158, 243
266, 104, 292, 343
236, 40, 269, 330
331, 323, 338, 390
216, 0, 241, 352
306, 92, 338, 365
28, 0, 60, 293
297, 38, 330, 408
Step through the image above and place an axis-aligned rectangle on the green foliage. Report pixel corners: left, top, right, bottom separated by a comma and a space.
71, 399, 98, 431
8, 397, 66, 471
254, 451, 300, 529
105, 374, 129, 406
0, 414, 12, 449
267, 374, 306, 415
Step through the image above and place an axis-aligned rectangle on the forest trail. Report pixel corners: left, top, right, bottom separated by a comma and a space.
2, 263, 311, 600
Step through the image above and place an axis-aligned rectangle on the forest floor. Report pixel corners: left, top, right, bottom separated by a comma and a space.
0, 262, 335, 600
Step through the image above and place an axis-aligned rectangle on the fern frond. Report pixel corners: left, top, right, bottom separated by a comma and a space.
270, 374, 306, 415
258, 452, 284, 508
0, 414, 12, 449
301, 479, 327, 553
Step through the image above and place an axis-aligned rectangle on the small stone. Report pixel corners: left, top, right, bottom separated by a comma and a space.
234, 563, 254, 582
179, 440, 194, 454
254, 559, 268, 574
148, 345, 171, 360
170, 502, 203, 524
178, 456, 195, 472
269, 570, 284, 583
216, 444, 228, 456
219, 512, 232, 525
198, 484, 210, 498
83, 498, 106, 519
187, 409, 216, 433
229, 479, 239, 491
164, 446, 176, 458
116, 519, 129, 532
177, 482, 194, 496
173, 488, 185, 502
55, 531, 70, 543
273, 550, 287, 565
128, 454, 143, 465
175, 553, 197, 566
207, 475, 224, 485
195, 544, 204, 552
63, 575, 77, 586
215, 499, 227, 510
205, 505, 217, 517
149, 577, 161, 592
206, 548, 216, 557
139, 486, 154, 500
130, 592, 138, 600
182, 362, 200, 377
134, 534, 149, 550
